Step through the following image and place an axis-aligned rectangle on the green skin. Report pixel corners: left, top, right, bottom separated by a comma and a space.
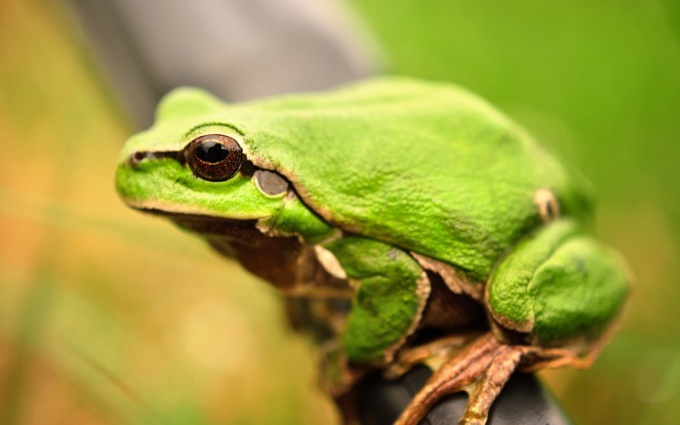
116, 77, 628, 366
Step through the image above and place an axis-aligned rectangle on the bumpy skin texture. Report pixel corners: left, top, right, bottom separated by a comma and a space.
116, 76, 628, 368
487, 219, 628, 344
322, 237, 428, 363
119, 77, 592, 280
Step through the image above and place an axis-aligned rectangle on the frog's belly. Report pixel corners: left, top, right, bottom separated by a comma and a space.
419, 269, 486, 334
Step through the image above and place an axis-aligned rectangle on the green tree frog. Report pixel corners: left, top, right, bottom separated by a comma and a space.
116, 77, 629, 424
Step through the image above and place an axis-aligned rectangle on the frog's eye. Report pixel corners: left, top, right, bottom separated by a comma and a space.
184, 134, 243, 181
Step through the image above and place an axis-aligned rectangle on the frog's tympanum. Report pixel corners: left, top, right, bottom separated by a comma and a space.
116, 77, 629, 425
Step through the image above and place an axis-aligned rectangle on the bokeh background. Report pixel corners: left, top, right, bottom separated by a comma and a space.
1, 0, 679, 424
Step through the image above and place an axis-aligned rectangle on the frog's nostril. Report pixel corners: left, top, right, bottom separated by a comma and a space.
128, 150, 182, 168
130, 151, 149, 168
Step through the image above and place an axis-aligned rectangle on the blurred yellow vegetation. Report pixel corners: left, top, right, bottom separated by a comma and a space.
0, 1, 336, 424
2, 0, 680, 424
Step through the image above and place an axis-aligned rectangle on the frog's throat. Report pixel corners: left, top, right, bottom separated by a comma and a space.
139, 209, 351, 296
133, 209, 270, 245
122, 198, 273, 223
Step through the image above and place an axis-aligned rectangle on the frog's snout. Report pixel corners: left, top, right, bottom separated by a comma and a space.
127, 150, 183, 169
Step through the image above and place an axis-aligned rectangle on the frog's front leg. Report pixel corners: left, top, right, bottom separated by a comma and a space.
321, 236, 431, 366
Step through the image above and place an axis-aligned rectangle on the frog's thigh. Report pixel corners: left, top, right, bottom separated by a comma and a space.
487, 220, 629, 344
322, 237, 430, 364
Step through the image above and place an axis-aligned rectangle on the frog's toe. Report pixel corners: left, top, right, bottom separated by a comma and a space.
394, 333, 583, 425
318, 341, 368, 398
394, 334, 507, 425
384, 332, 483, 380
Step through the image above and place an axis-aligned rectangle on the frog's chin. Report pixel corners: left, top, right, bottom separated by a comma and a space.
123, 198, 273, 243
137, 207, 276, 246
123, 198, 270, 222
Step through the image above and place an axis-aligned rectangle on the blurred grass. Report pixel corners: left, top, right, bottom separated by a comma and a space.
0, 0, 336, 424
1, 0, 679, 424
349, 0, 680, 424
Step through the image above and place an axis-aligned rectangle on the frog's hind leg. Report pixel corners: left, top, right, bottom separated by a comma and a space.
395, 335, 504, 425
394, 333, 596, 425
462, 343, 522, 425
394, 334, 508, 425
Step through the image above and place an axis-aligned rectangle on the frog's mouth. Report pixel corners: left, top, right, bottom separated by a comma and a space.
139, 209, 271, 246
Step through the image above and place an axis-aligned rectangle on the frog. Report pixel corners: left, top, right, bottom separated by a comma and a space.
115, 76, 629, 425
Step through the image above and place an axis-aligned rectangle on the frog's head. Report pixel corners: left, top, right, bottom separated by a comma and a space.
115, 88, 298, 240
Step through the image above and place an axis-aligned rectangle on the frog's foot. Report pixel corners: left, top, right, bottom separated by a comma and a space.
394, 334, 592, 425
385, 332, 483, 379
318, 341, 369, 398
317, 342, 371, 425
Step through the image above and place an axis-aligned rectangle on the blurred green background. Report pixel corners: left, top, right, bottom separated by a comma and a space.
1, 0, 679, 424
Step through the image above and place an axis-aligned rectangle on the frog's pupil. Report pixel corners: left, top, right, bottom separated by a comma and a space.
196, 141, 230, 163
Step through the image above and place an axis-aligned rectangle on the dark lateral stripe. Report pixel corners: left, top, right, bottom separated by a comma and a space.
129, 150, 183, 167
130, 151, 260, 177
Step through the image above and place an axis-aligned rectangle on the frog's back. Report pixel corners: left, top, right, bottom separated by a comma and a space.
220, 77, 593, 281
